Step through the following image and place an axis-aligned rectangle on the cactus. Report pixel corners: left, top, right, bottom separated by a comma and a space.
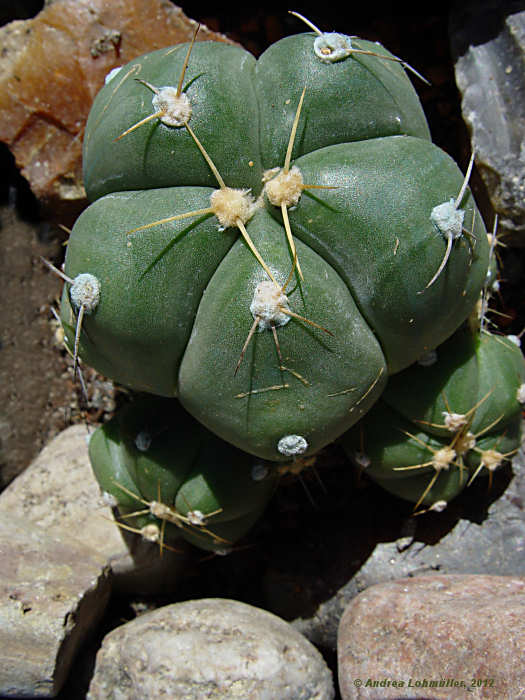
340, 326, 525, 511
88, 395, 278, 552
58, 16, 492, 466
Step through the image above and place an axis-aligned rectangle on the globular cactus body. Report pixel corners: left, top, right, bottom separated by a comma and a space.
88, 397, 278, 551
61, 27, 489, 462
341, 327, 525, 510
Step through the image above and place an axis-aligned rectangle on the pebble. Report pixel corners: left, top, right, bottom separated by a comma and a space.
0, 424, 189, 595
0, 516, 110, 697
284, 436, 525, 651
338, 574, 525, 699
88, 598, 335, 699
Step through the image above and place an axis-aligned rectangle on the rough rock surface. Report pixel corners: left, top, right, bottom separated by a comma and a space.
450, 1, 525, 244
338, 574, 525, 699
88, 598, 335, 699
290, 450, 525, 649
277, 436, 525, 652
0, 0, 234, 220
0, 515, 110, 698
0, 423, 189, 595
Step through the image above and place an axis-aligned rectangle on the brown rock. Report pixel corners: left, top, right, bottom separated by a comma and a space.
0, 0, 234, 220
338, 575, 525, 699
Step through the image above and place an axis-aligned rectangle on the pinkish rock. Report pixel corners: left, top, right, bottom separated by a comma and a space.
0, 0, 234, 221
338, 574, 525, 699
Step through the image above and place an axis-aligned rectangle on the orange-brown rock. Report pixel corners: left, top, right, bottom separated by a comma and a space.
0, 0, 234, 221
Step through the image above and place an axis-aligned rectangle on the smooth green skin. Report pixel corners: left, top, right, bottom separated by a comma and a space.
177, 209, 387, 460
383, 329, 525, 437
340, 328, 525, 506
63, 32, 489, 460
61, 186, 234, 394
279, 136, 489, 372
84, 34, 429, 202
255, 34, 430, 168
83, 43, 261, 199
88, 396, 278, 551
62, 141, 487, 457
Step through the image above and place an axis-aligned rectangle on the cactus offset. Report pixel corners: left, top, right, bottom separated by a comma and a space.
88, 396, 278, 553
340, 326, 525, 512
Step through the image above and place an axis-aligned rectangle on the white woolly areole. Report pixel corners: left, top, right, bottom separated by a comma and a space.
187, 510, 205, 526
432, 446, 456, 471
480, 449, 503, 471
354, 451, 371, 469
152, 87, 192, 127
314, 33, 353, 62
455, 431, 476, 455
429, 499, 448, 513
251, 463, 269, 481
135, 431, 152, 452
104, 66, 122, 84
517, 384, 525, 403
443, 412, 468, 431
277, 434, 308, 456
417, 349, 437, 367
507, 334, 521, 347
150, 501, 171, 519
250, 281, 291, 331
263, 166, 304, 207
70, 273, 100, 313
210, 187, 256, 229
430, 199, 465, 240
101, 491, 118, 508
141, 524, 160, 543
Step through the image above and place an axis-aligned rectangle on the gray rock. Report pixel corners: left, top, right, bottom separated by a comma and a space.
0, 424, 189, 595
88, 598, 335, 700
276, 435, 525, 651
338, 574, 525, 699
450, 1, 525, 244
0, 516, 110, 697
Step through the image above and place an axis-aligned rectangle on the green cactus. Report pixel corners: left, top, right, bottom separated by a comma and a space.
60, 18, 490, 465
340, 326, 525, 511
88, 395, 278, 552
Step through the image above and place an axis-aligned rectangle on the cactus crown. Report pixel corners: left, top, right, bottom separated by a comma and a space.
48, 12, 525, 552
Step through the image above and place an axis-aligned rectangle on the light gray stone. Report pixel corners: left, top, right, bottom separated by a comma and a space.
88, 598, 335, 699
338, 574, 525, 699
0, 423, 189, 595
451, 1, 525, 244
0, 516, 110, 697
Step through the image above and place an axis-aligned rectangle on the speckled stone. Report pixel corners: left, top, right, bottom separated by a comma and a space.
0, 424, 189, 595
338, 574, 525, 699
0, 516, 110, 697
88, 598, 335, 699
451, 1, 525, 244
